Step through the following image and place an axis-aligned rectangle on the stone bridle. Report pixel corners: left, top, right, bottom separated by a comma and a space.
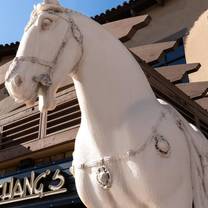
5, 8, 84, 86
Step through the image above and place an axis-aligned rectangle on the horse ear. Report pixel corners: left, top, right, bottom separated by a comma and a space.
44, 0, 60, 5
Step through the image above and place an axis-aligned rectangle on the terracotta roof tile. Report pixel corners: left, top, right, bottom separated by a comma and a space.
93, 0, 166, 24
129, 41, 177, 63
0, 42, 19, 58
103, 15, 151, 42
155, 63, 201, 83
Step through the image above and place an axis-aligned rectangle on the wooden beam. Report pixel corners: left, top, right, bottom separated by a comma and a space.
0, 127, 79, 166
176, 82, 208, 99
0, 141, 75, 170
103, 15, 151, 42
155, 63, 201, 84
196, 97, 208, 112
129, 41, 178, 64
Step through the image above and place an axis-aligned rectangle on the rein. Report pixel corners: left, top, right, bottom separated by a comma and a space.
6, 10, 83, 83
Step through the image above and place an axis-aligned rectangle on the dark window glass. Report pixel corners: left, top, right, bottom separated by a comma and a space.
152, 39, 186, 67
152, 39, 188, 83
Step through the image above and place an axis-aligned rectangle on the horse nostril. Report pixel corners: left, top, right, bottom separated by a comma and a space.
14, 75, 23, 87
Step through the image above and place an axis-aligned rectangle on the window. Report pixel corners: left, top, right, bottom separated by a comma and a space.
152, 39, 186, 67
152, 38, 188, 83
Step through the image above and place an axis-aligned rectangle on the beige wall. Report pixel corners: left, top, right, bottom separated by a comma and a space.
185, 9, 208, 82
125, 0, 208, 82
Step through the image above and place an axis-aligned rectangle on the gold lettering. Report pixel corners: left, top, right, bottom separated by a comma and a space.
23, 171, 35, 197
1, 178, 13, 201
12, 179, 23, 198
49, 169, 65, 191
0, 168, 67, 204
34, 170, 50, 197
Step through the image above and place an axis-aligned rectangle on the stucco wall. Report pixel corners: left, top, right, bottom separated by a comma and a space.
185, 9, 208, 82
125, 0, 208, 82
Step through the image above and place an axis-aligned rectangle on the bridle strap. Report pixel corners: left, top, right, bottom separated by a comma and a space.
14, 56, 55, 68
6, 10, 83, 82
15, 12, 72, 73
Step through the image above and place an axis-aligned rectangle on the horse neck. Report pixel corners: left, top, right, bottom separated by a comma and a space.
72, 14, 158, 129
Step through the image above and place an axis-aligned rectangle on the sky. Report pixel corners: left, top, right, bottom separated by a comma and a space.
0, 0, 126, 44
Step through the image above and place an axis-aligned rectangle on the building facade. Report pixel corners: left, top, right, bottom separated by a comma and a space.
0, 0, 208, 207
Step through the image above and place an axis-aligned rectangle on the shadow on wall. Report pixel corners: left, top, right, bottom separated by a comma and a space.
125, 0, 208, 47
124, 0, 208, 82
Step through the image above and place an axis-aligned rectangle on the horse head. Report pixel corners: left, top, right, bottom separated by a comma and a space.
5, 0, 83, 112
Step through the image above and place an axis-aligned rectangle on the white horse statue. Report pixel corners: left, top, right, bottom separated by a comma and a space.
4, 0, 208, 207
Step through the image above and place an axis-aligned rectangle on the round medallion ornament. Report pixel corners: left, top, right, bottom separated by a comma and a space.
154, 135, 171, 157
96, 166, 112, 189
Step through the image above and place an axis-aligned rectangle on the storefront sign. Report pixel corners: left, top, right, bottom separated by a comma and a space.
0, 169, 67, 205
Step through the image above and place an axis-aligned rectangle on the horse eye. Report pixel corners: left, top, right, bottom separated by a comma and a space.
41, 18, 53, 30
